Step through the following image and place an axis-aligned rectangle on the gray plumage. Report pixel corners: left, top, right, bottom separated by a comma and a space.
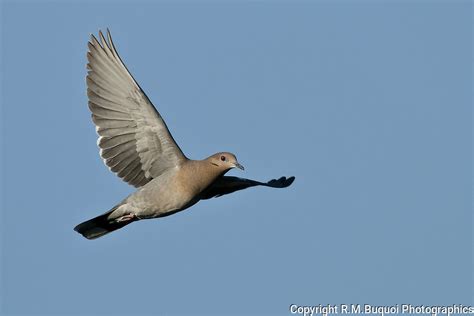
74, 30, 295, 239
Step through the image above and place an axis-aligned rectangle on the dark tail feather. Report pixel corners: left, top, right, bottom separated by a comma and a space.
74, 208, 135, 240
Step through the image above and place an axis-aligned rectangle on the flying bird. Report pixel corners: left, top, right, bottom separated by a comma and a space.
74, 30, 295, 239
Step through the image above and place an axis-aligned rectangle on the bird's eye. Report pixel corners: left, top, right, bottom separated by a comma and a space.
220, 155, 226, 161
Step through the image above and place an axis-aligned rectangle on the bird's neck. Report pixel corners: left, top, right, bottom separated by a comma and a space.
183, 160, 228, 194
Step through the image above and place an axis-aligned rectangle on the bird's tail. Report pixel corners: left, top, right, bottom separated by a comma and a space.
74, 206, 136, 240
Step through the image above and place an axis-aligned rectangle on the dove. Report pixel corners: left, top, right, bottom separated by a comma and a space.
74, 30, 295, 239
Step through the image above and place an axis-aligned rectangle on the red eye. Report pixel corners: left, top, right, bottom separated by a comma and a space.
220, 155, 226, 161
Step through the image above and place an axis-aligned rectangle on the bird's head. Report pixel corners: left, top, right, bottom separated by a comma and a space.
207, 152, 244, 171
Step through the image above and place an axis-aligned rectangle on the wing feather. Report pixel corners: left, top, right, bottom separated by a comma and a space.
109, 153, 139, 173
86, 29, 187, 187
98, 133, 136, 149
201, 176, 295, 200
105, 146, 137, 168
87, 90, 128, 112
100, 140, 136, 159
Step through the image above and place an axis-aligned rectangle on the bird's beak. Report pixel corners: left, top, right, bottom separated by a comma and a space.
233, 162, 245, 170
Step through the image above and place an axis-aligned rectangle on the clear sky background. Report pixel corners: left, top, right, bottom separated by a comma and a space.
1, 1, 472, 315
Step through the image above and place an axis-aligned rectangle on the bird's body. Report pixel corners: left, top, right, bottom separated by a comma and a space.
74, 30, 295, 239
116, 157, 229, 220
117, 166, 195, 220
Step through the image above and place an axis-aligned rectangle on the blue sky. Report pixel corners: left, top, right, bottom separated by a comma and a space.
1, 1, 472, 315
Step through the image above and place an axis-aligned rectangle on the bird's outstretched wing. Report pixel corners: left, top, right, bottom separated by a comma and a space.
200, 176, 295, 200
86, 30, 187, 188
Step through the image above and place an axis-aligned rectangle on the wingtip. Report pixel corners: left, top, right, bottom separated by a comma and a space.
89, 34, 100, 49
267, 176, 295, 188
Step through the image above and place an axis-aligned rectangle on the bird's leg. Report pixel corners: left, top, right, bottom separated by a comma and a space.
115, 213, 136, 222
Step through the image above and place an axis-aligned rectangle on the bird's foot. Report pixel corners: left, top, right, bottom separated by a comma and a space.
115, 213, 136, 222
